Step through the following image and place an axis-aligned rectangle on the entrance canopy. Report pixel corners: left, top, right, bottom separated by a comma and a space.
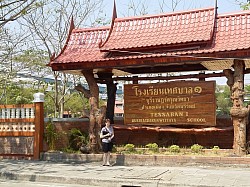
49, 4, 250, 78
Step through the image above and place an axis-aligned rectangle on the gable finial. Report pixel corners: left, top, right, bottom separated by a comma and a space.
214, 0, 218, 13
99, 0, 117, 48
70, 16, 75, 31
112, 0, 117, 20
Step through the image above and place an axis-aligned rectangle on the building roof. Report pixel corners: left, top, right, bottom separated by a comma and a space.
49, 7, 250, 76
52, 26, 110, 65
100, 7, 216, 51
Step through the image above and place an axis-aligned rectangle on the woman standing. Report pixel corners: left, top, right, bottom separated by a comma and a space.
100, 118, 114, 166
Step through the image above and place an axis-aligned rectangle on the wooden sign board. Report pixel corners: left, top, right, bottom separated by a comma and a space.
124, 81, 216, 126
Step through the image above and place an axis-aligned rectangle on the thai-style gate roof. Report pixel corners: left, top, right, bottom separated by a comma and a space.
100, 8, 216, 51
49, 5, 250, 77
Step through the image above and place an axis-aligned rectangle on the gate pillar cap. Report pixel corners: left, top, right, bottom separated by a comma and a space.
33, 92, 45, 103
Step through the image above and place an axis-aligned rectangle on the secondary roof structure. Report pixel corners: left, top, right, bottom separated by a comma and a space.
49, 3, 250, 78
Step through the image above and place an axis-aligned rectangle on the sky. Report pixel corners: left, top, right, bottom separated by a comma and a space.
103, 0, 247, 18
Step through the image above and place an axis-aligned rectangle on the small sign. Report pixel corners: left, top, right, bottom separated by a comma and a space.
124, 81, 216, 126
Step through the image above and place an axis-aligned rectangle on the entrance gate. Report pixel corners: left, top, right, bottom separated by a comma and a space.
0, 94, 44, 160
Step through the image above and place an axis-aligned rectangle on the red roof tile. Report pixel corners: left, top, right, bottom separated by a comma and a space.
52, 27, 110, 64
178, 11, 250, 55
100, 7, 216, 51
50, 8, 250, 68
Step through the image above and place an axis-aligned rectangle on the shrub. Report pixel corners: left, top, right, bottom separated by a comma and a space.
123, 144, 135, 152
145, 143, 159, 152
191, 144, 203, 153
112, 145, 117, 152
212, 145, 220, 154
44, 121, 60, 150
68, 128, 89, 151
169, 145, 181, 153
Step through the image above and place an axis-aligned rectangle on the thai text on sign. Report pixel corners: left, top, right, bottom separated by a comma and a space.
124, 81, 216, 126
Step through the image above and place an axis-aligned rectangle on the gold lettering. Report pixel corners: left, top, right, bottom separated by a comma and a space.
194, 86, 202, 93
133, 85, 204, 97
187, 118, 206, 123
187, 87, 193, 94
132, 86, 140, 96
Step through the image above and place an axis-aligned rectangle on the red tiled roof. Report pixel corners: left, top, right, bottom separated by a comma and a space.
52, 27, 110, 64
100, 7, 216, 51
206, 11, 250, 53
173, 11, 250, 55
50, 8, 250, 68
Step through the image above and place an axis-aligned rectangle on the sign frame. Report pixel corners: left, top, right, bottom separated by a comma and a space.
124, 81, 216, 126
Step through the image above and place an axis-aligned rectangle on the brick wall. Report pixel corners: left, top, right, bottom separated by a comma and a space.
44, 116, 241, 151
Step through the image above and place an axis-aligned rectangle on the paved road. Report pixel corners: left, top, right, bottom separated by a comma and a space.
1, 160, 250, 187
0, 180, 98, 187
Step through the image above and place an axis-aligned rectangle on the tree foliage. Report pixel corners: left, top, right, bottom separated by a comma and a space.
238, 0, 250, 10
0, 0, 43, 28
0, 48, 49, 104
17, 0, 104, 117
64, 92, 89, 118
216, 85, 232, 116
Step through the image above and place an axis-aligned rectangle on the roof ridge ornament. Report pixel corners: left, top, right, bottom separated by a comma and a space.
50, 52, 56, 62
69, 16, 75, 31
214, 0, 218, 15
99, 0, 117, 48
49, 16, 75, 64
208, 0, 218, 44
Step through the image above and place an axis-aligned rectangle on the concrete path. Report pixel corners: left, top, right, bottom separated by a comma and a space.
0, 160, 250, 187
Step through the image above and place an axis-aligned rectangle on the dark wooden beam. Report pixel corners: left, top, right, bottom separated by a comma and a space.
120, 63, 207, 74
95, 69, 250, 83
115, 69, 250, 81
51, 49, 250, 72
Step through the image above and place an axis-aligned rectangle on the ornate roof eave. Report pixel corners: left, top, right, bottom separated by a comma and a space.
50, 49, 250, 73
49, 16, 75, 64
98, 0, 117, 48
208, 0, 218, 45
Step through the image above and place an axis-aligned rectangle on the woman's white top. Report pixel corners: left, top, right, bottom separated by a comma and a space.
100, 126, 114, 143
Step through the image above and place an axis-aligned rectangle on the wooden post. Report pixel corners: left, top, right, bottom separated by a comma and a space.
97, 72, 116, 124
229, 60, 249, 156
106, 81, 117, 124
33, 93, 45, 160
133, 76, 138, 84
199, 72, 205, 81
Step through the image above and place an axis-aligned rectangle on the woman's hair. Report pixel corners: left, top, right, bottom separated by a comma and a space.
105, 118, 110, 123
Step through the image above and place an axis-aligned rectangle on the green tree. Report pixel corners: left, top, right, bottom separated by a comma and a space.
64, 92, 89, 118
0, 0, 43, 27
0, 83, 36, 104
216, 85, 232, 115
238, 0, 250, 10
244, 84, 250, 105
19, 0, 104, 118
0, 49, 50, 104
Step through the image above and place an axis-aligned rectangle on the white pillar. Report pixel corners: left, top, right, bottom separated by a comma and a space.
11, 108, 15, 118
16, 108, 21, 118
1, 109, 5, 118
6, 108, 10, 119
21, 108, 25, 118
